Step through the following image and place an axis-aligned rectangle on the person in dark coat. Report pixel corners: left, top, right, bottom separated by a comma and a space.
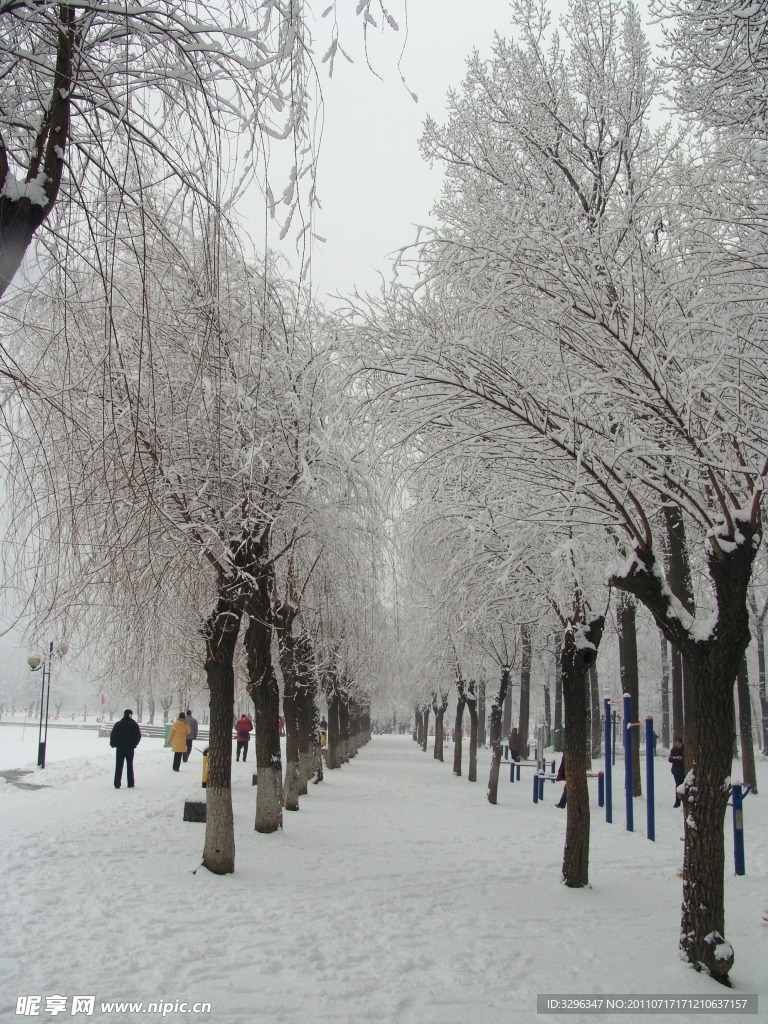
669, 737, 686, 807
183, 709, 198, 762
555, 751, 567, 808
110, 709, 142, 789
507, 727, 519, 761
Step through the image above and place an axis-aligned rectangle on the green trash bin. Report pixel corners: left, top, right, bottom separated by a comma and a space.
164, 723, 172, 748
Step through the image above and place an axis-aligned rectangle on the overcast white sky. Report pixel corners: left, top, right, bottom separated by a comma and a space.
254, 0, 662, 304
299, 0, 506, 301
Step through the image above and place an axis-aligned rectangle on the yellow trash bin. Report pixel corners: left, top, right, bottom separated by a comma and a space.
202, 747, 209, 789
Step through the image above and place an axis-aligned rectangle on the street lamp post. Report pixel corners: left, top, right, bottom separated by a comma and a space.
28, 642, 67, 769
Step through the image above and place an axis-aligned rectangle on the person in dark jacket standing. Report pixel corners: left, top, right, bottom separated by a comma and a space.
110, 709, 142, 789
668, 737, 686, 807
183, 709, 198, 762
507, 727, 519, 761
555, 751, 567, 808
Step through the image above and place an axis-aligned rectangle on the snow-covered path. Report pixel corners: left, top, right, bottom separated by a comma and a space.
1, 729, 765, 1023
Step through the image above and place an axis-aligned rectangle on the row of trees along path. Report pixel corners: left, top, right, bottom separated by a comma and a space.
1, 0, 765, 992
352, 0, 767, 983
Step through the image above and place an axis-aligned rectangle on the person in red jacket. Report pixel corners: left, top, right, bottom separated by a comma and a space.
555, 751, 567, 808
235, 715, 253, 762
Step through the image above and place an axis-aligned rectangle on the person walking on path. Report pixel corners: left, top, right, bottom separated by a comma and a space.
183, 709, 198, 762
555, 751, 567, 808
110, 709, 142, 789
168, 712, 191, 771
235, 714, 253, 761
668, 737, 686, 807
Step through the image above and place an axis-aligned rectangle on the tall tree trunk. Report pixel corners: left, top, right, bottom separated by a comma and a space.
284, 683, 301, 808
338, 695, 350, 763
682, 660, 698, 773
465, 682, 478, 781
310, 682, 323, 784
677, 650, 739, 979
251, 664, 283, 832
478, 679, 486, 746
487, 667, 511, 804
671, 644, 684, 743
561, 617, 605, 888
327, 687, 341, 769
617, 594, 641, 796
353, 702, 363, 755
202, 595, 243, 875
148, 698, 155, 726
502, 682, 512, 744
517, 623, 531, 761
612, 527, 758, 982
544, 681, 551, 737
736, 657, 757, 793
453, 688, 465, 776
346, 700, 358, 758
274, 599, 301, 811
732, 694, 739, 759
554, 629, 563, 751
421, 706, 430, 752
660, 633, 670, 748
245, 569, 282, 834
296, 654, 315, 794
663, 502, 697, 769
758, 628, 768, 752
749, 599, 768, 751
433, 692, 448, 761
589, 663, 601, 758
295, 685, 311, 793
413, 705, 420, 742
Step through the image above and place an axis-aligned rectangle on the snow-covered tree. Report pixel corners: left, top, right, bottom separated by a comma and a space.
2, 185, 357, 866
653, 0, 768, 132
354, 0, 766, 977
0, 0, 316, 297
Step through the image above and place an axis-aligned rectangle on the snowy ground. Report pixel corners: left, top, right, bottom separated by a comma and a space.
0, 727, 765, 1024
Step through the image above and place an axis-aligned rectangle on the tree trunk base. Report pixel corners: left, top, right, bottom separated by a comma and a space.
314, 745, 324, 783
560, 618, 604, 889
298, 749, 313, 793
487, 747, 501, 804
679, 766, 734, 981
255, 766, 283, 833
202, 785, 235, 874
562, 784, 590, 888
284, 759, 301, 811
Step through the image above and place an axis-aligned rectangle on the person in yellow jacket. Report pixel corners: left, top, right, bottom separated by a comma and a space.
168, 712, 191, 772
